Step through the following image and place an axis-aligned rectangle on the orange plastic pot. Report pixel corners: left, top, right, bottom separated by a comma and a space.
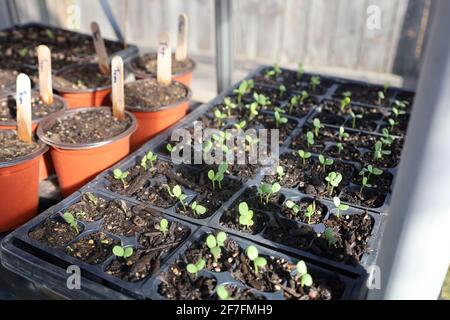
37, 107, 137, 197
0, 133, 48, 232
53, 63, 112, 109
0, 92, 67, 180
124, 79, 192, 151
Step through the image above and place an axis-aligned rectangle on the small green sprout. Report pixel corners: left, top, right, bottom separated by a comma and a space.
234, 120, 246, 130
19, 48, 29, 57
214, 108, 227, 125
253, 93, 270, 108
340, 96, 351, 112
297, 149, 312, 164
233, 79, 254, 103
246, 102, 259, 121
338, 126, 349, 141
274, 107, 288, 128
166, 185, 187, 210
245, 134, 259, 152
393, 99, 408, 109
160, 218, 169, 237
324, 227, 337, 246
166, 143, 174, 153
381, 128, 395, 146
383, 82, 390, 93
246, 245, 267, 274
342, 91, 352, 98
377, 91, 385, 105
312, 118, 323, 137
206, 232, 227, 262
238, 202, 254, 230
336, 142, 344, 154
257, 182, 281, 205
285, 200, 300, 216
45, 29, 55, 39
297, 62, 304, 79
332, 197, 349, 218
388, 118, 398, 130
310, 76, 321, 91
217, 284, 233, 300
304, 201, 316, 225
318, 154, 334, 172
392, 106, 406, 118
265, 63, 282, 78
112, 245, 133, 259
289, 91, 309, 114
359, 165, 383, 194
306, 131, 315, 148
208, 163, 228, 190
276, 165, 285, 181
348, 109, 363, 128
190, 201, 207, 217
223, 97, 237, 117
325, 172, 343, 196
141, 151, 157, 170
186, 259, 206, 278
113, 168, 129, 184
63, 212, 79, 233
374, 141, 391, 160
279, 84, 287, 97
296, 260, 313, 287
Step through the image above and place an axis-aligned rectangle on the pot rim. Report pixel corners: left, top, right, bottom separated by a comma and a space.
0, 131, 49, 169
0, 91, 68, 127
127, 53, 196, 78
36, 107, 137, 150
52, 63, 112, 94
123, 78, 192, 113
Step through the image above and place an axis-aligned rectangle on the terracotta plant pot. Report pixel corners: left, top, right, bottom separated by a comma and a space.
0, 91, 67, 180
124, 79, 192, 151
127, 53, 196, 87
0, 131, 48, 232
53, 63, 112, 109
37, 107, 137, 197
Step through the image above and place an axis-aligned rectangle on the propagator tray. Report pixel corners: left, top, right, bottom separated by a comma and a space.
1, 65, 415, 299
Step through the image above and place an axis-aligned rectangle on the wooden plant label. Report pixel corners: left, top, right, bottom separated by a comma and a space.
111, 56, 125, 121
175, 13, 188, 61
91, 21, 110, 75
37, 45, 53, 104
157, 32, 172, 86
16, 74, 32, 143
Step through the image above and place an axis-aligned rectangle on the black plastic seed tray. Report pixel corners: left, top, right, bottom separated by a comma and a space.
0, 187, 200, 299
143, 226, 364, 300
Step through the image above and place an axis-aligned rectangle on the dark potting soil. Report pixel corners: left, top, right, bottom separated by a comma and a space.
29, 219, 81, 249
0, 69, 17, 90
279, 197, 328, 224
53, 64, 111, 90
0, 94, 65, 122
124, 79, 188, 111
64, 192, 108, 222
333, 83, 395, 106
130, 53, 195, 76
213, 284, 266, 300
0, 131, 40, 162
43, 109, 132, 145
66, 232, 118, 265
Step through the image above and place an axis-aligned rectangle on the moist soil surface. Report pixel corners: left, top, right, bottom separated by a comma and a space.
29, 219, 81, 248
64, 193, 108, 222
43, 109, 132, 145
0, 130, 40, 162
0, 94, 65, 122
53, 64, 111, 90
130, 53, 195, 76
279, 197, 328, 224
66, 232, 118, 265
0, 69, 17, 90
125, 79, 188, 111
333, 83, 394, 106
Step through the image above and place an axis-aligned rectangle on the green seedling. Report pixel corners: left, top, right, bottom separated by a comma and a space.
306, 131, 314, 148
312, 118, 323, 137
202, 139, 213, 153
166, 185, 187, 210
289, 91, 309, 114
265, 63, 282, 78
233, 79, 254, 103
297, 149, 312, 164
254, 93, 270, 108
332, 197, 349, 218
216, 285, 233, 300
383, 82, 390, 93
393, 99, 408, 109
214, 108, 227, 125
297, 62, 304, 79
246, 246, 267, 274
206, 232, 227, 262
45, 29, 55, 39
392, 106, 406, 118
257, 182, 281, 205
245, 134, 259, 152
234, 120, 246, 130
381, 128, 395, 146
159, 218, 169, 237
310, 76, 321, 91
276, 165, 285, 181
338, 126, 349, 141
374, 141, 391, 160
190, 201, 207, 217
299, 90, 309, 104
112, 245, 133, 259
186, 259, 206, 278
348, 109, 363, 128
246, 102, 259, 121
63, 212, 79, 233
336, 142, 344, 154
223, 97, 237, 117
359, 165, 383, 195
208, 163, 228, 190
324, 227, 337, 247
325, 172, 342, 196
274, 107, 288, 128
19, 48, 29, 57
388, 118, 398, 130
340, 96, 351, 112
141, 151, 157, 170
318, 154, 334, 172
304, 201, 316, 225
166, 143, 175, 153
342, 91, 352, 98
377, 91, 385, 105
238, 202, 254, 230
279, 84, 287, 97
113, 168, 129, 185
296, 260, 313, 287
285, 200, 300, 216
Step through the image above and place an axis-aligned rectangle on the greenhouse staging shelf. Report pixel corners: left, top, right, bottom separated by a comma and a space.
0, 65, 415, 300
